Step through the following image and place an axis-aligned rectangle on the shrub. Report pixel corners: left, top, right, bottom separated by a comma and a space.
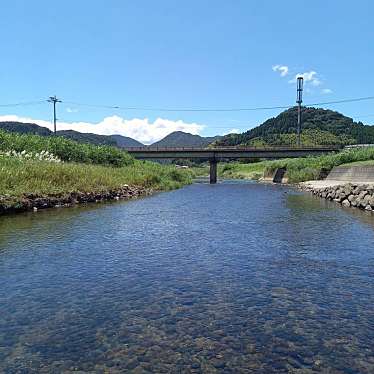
264, 147, 374, 183
0, 130, 133, 167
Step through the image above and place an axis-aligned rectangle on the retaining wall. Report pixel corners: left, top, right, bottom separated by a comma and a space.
326, 166, 374, 183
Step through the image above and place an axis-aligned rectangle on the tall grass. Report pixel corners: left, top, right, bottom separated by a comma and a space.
219, 162, 268, 180
217, 147, 374, 183
265, 147, 374, 183
0, 130, 133, 167
0, 157, 193, 199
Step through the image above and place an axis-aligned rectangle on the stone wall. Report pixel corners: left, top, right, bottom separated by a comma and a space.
301, 183, 374, 211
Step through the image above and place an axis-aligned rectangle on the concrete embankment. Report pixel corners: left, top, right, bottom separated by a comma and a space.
300, 165, 374, 211
0, 185, 152, 215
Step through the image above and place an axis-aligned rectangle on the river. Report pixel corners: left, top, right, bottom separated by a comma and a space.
0, 181, 373, 373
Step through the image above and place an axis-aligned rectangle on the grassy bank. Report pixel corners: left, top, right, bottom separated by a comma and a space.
219, 162, 268, 180
0, 129, 195, 213
217, 147, 374, 183
0, 157, 192, 199
0, 129, 132, 167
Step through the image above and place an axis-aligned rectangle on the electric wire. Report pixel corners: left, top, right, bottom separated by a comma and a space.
2, 95, 374, 112
63, 95, 374, 112
0, 100, 46, 107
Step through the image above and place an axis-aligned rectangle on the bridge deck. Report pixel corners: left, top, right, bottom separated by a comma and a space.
125, 146, 342, 184
125, 146, 341, 160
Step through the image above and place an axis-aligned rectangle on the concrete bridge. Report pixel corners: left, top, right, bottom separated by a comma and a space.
125, 146, 342, 184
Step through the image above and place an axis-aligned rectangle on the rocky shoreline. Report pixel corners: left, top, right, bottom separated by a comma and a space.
300, 182, 374, 211
0, 185, 153, 215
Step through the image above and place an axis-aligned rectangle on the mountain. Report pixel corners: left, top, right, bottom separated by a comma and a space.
214, 107, 374, 147
57, 130, 117, 146
0, 121, 52, 136
0, 121, 144, 148
150, 131, 221, 148
110, 134, 144, 148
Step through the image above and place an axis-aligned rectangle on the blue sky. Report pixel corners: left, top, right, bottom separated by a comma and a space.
0, 1, 373, 143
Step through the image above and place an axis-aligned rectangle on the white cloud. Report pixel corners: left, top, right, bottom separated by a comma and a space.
289, 71, 322, 87
321, 88, 333, 94
272, 65, 289, 77
66, 107, 79, 113
0, 114, 205, 144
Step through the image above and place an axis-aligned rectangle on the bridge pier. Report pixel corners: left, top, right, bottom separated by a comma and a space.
209, 159, 217, 184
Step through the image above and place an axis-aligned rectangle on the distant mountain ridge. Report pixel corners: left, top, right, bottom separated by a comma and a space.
215, 107, 374, 147
0, 122, 220, 149
0, 121, 143, 148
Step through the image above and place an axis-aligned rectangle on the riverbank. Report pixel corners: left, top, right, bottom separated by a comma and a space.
300, 181, 374, 211
0, 156, 193, 215
218, 147, 374, 183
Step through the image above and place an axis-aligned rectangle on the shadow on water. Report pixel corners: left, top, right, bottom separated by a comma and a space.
0, 196, 150, 250
286, 190, 374, 230
0, 181, 373, 373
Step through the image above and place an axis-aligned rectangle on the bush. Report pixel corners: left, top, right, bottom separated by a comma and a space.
0, 130, 133, 167
264, 147, 374, 183
0, 158, 193, 198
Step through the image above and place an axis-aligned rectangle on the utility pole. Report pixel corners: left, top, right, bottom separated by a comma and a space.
47, 95, 62, 134
296, 77, 303, 147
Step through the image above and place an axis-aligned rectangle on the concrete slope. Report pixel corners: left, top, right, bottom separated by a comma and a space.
326, 165, 374, 183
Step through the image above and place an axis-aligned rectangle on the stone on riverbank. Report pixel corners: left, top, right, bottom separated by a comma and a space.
300, 182, 374, 212
0, 185, 152, 215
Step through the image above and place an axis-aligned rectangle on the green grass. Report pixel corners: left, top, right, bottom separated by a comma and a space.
190, 165, 209, 177
0, 129, 133, 167
0, 157, 193, 200
336, 159, 374, 167
264, 147, 374, 183
218, 162, 269, 180
214, 147, 374, 184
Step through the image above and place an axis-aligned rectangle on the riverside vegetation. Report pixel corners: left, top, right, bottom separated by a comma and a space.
0, 130, 193, 214
219, 147, 374, 183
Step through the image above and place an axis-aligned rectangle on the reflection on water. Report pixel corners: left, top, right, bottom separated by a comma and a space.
0, 182, 373, 373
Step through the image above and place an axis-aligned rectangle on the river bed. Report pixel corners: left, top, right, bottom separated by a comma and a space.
0, 181, 373, 373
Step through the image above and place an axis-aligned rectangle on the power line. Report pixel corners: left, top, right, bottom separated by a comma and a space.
0, 100, 46, 107
62, 100, 292, 112
307, 96, 374, 107
1, 95, 374, 113
63, 95, 374, 113
63, 101, 120, 110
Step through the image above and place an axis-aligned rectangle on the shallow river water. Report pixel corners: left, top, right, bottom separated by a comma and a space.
0, 181, 373, 373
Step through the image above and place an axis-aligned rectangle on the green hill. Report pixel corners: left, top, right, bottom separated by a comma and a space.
215, 107, 374, 147
151, 131, 221, 148
57, 130, 117, 146
110, 134, 144, 148
0, 121, 52, 136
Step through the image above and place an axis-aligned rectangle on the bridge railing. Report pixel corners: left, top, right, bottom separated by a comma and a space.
124, 145, 343, 152
345, 144, 374, 149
